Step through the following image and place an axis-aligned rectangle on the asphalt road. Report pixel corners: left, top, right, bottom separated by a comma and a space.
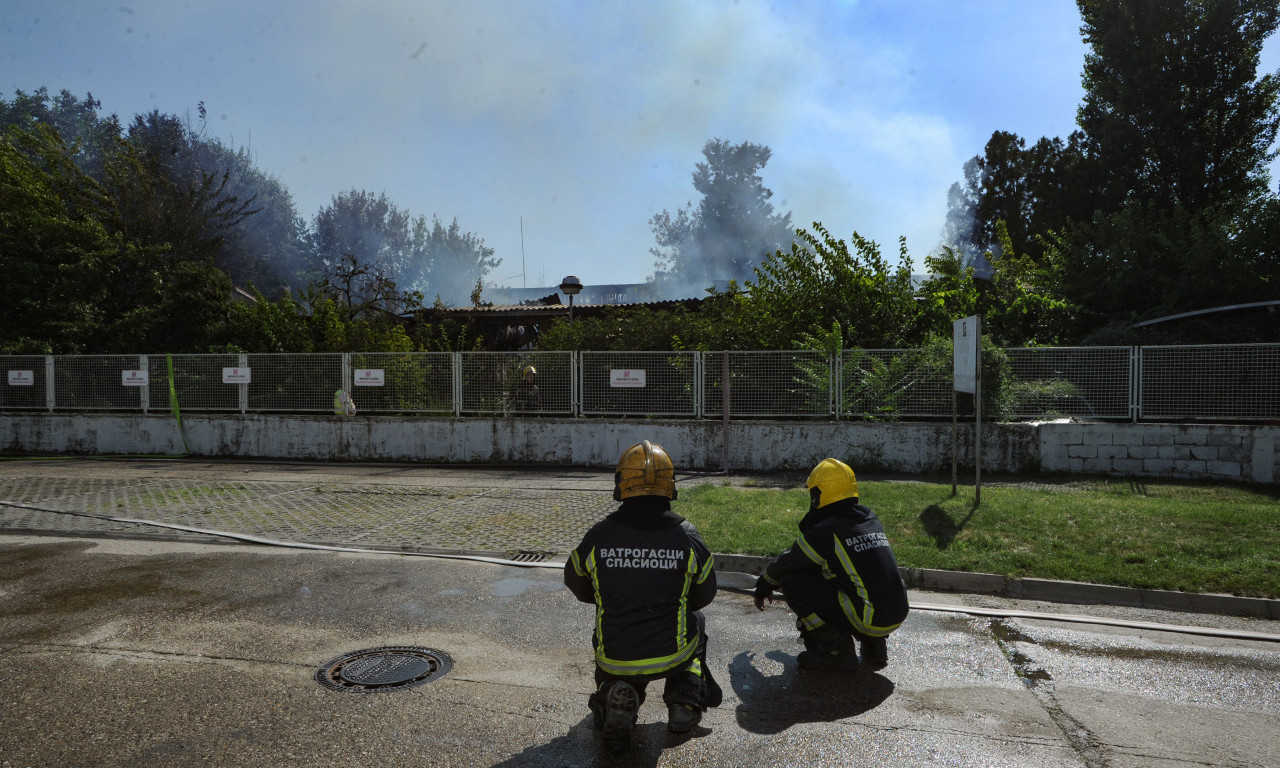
2, 458, 1279, 767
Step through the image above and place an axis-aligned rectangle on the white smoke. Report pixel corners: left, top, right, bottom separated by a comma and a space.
4, 0, 1093, 290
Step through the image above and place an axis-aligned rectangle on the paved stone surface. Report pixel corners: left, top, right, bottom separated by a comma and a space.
0, 458, 633, 555
3, 458, 1280, 767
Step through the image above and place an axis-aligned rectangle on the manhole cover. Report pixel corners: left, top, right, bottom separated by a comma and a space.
314, 646, 453, 693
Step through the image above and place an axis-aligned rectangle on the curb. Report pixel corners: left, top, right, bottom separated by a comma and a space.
7, 520, 1277, 621
712, 554, 1280, 621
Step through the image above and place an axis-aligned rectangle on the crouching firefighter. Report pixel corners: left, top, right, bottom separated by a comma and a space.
564, 441, 722, 752
754, 458, 909, 672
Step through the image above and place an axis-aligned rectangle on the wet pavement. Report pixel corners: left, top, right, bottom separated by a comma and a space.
2, 458, 1279, 767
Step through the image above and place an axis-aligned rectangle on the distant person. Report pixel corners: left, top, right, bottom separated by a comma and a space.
513, 365, 540, 412
564, 440, 721, 752
332, 389, 356, 416
754, 458, 909, 671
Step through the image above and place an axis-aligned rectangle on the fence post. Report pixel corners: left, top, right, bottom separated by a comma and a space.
693, 352, 703, 419
139, 354, 149, 413
45, 355, 55, 412
832, 351, 840, 420
341, 353, 352, 398
452, 352, 462, 417
722, 352, 731, 472
238, 353, 249, 414
572, 351, 581, 417
1136, 345, 1146, 422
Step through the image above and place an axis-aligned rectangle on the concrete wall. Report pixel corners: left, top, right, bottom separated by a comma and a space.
1039, 422, 1278, 484
4, 414, 1277, 484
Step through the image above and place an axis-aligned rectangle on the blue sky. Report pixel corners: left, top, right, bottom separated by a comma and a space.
6, 1, 1279, 290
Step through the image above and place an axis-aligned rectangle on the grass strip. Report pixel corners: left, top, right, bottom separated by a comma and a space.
678, 478, 1280, 599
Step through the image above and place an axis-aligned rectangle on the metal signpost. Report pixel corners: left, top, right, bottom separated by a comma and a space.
952, 315, 982, 504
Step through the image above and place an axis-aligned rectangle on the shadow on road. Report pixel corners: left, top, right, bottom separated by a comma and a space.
728, 650, 894, 734
488, 711, 714, 768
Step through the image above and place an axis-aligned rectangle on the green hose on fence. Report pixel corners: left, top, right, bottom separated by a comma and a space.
1, 358, 191, 462
167, 353, 191, 456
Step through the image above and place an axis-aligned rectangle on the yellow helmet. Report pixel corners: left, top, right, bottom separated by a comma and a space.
614, 440, 677, 501
806, 458, 858, 508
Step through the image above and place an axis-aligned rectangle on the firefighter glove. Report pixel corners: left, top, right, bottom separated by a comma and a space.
753, 575, 775, 610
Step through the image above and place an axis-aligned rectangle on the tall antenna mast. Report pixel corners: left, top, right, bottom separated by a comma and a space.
520, 217, 527, 288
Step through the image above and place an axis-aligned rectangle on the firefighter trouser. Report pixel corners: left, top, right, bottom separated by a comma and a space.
777, 571, 879, 644
589, 610, 722, 713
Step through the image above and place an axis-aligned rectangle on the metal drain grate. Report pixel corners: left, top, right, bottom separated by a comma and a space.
508, 551, 552, 563
314, 646, 453, 693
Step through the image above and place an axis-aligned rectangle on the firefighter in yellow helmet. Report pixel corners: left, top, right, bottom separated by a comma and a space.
564, 440, 721, 752
754, 458, 909, 671
513, 364, 540, 412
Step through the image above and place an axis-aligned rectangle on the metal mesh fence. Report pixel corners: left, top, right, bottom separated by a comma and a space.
841, 349, 952, 419
247, 354, 344, 413
459, 352, 573, 415
348, 353, 455, 414
703, 351, 832, 418
1139, 344, 1280, 421
1006, 347, 1132, 420
581, 352, 697, 416
3, 344, 1276, 421
52, 355, 148, 411
149, 354, 243, 412
0, 356, 48, 410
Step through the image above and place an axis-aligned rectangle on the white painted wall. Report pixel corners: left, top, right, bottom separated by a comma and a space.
2, 414, 1276, 484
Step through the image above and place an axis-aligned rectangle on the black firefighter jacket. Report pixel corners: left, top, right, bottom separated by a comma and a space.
759, 498, 909, 638
564, 497, 716, 678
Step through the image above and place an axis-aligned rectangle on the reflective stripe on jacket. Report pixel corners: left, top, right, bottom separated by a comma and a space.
762, 499, 908, 637
565, 498, 716, 677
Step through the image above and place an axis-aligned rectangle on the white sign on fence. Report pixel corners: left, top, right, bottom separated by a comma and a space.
7, 370, 34, 386
953, 315, 979, 394
610, 369, 647, 388
121, 370, 149, 386
353, 369, 385, 386
222, 367, 252, 384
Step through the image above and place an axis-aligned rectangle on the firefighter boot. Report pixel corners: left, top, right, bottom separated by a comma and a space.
589, 689, 606, 730
665, 666, 708, 733
602, 681, 640, 752
860, 636, 889, 671
667, 702, 701, 733
797, 624, 860, 672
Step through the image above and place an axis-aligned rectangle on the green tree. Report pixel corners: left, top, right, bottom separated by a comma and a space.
1050, 0, 1280, 340
1051, 200, 1280, 342
1, 103, 258, 353
944, 130, 1093, 264
536, 305, 694, 351
186, 126, 305, 294
922, 225, 1080, 347
0, 88, 121, 180
1077, 0, 1280, 213
939, 1, 1280, 343
308, 189, 422, 319
650, 138, 793, 292
90, 111, 255, 351
743, 224, 921, 349
0, 124, 117, 353
534, 286, 761, 352
115, 111, 258, 264
221, 287, 418, 354
3, 93, 310, 298
408, 215, 500, 306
